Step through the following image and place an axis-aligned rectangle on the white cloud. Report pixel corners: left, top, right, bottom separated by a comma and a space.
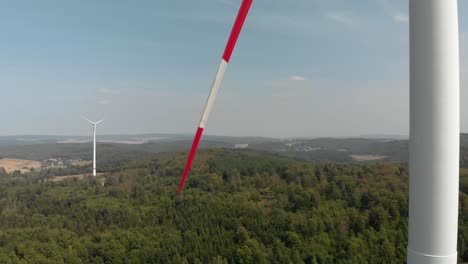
98, 99, 112, 105
97, 88, 120, 95
248, 13, 317, 35
289, 76, 306, 81
377, 0, 408, 24
393, 13, 409, 23
96, 88, 119, 106
324, 11, 356, 26
263, 76, 308, 87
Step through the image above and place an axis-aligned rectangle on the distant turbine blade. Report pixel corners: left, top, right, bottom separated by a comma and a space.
177, 0, 253, 194
81, 116, 95, 124
95, 120, 104, 125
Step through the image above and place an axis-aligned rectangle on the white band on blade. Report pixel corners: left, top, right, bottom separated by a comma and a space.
199, 59, 229, 129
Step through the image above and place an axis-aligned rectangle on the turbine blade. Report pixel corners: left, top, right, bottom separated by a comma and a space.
177, 127, 204, 194
95, 120, 104, 125
177, 0, 253, 194
80, 116, 95, 124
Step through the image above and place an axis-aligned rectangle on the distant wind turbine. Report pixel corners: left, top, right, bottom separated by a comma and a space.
177, 0, 253, 194
81, 116, 103, 176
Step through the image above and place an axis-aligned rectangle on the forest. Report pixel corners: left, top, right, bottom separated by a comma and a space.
0, 148, 467, 263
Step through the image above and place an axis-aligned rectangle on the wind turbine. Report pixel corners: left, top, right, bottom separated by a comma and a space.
175, 0, 461, 262
177, 0, 253, 194
82, 116, 103, 176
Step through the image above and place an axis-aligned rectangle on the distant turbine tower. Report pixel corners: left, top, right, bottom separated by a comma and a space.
82, 116, 103, 176
177, 0, 253, 194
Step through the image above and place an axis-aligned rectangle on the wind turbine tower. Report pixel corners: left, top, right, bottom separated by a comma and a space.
408, 0, 460, 263
82, 117, 103, 176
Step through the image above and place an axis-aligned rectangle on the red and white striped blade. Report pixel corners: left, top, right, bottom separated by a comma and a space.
177, 0, 253, 194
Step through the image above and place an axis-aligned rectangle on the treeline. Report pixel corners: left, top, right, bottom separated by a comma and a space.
0, 149, 466, 263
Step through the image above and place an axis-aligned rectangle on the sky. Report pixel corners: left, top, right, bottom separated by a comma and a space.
0, 0, 467, 138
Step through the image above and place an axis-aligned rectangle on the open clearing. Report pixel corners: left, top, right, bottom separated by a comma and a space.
70, 160, 92, 166
350, 155, 387, 162
50, 173, 103, 182
0, 158, 41, 173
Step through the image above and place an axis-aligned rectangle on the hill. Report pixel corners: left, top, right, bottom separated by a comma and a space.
2, 133, 468, 172
0, 135, 409, 166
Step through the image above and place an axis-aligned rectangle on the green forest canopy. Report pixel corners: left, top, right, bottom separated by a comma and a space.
0, 149, 467, 263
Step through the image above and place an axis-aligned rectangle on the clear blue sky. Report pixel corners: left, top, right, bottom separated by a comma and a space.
0, 0, 467, 137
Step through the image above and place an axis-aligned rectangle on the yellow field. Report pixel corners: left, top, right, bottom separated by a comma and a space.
0, 158, 41, 173
350, 155, 387, 162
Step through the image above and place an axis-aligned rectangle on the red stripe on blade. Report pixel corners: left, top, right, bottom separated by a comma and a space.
222, 0, 253, 63
177, 127, 204, 194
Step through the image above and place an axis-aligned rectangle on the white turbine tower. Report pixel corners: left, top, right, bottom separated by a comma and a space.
408, 0, 460, 263
82, 117, 103, 176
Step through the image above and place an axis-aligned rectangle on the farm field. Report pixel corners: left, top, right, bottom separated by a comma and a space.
0, 158, 41, 173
